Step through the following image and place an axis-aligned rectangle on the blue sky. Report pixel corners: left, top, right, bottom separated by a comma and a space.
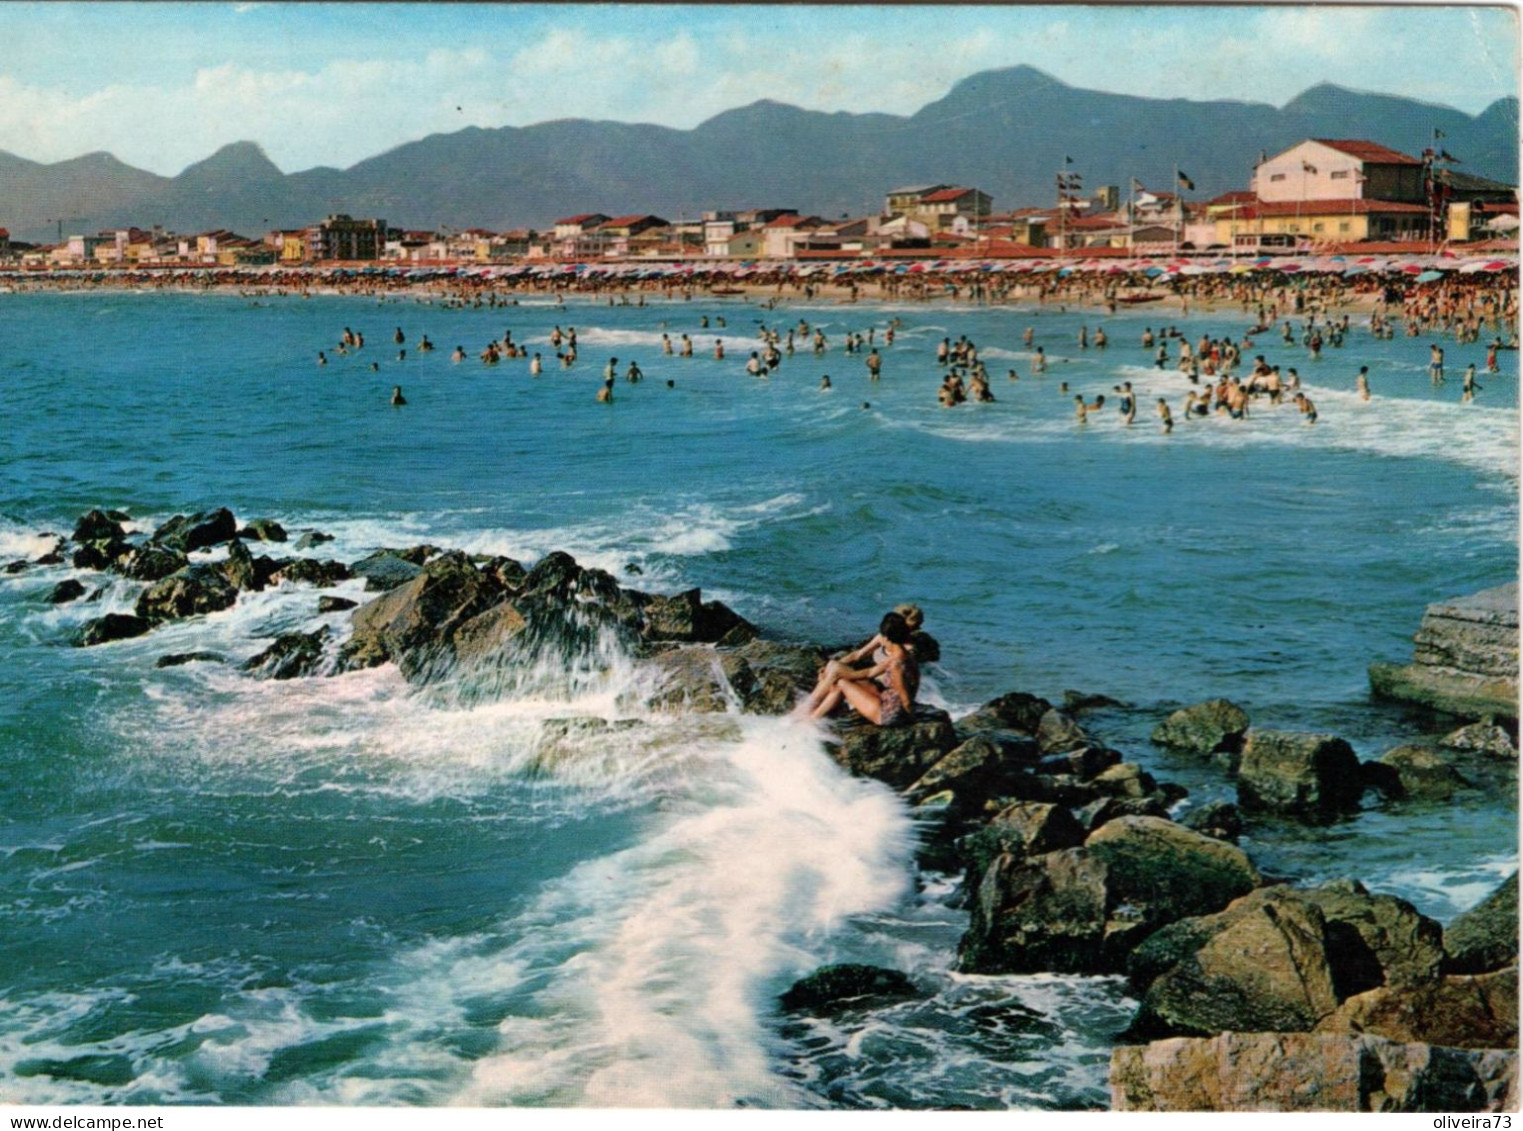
0, 3, 1515, 175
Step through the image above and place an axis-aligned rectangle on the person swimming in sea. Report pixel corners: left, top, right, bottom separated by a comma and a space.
390, 385, 406, 405
1157, 397, 1173, 433
1356, 366, 1371, 401
819, 375, 832, 390
596, 376, 614, 403
317, 351, 327, 366
626, 360, 643, 383
1293, 392, 1317, 424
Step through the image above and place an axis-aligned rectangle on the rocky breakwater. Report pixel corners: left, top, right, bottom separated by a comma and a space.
1370, 583, 1518, 723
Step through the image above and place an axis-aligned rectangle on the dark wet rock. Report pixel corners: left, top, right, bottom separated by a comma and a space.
640, 587, 755, 645
779, 964, 919, 1013
150, 508, 237, 553
1035, 708, 1089, 755
1063, 689, 1128, 714
1151, 699, 1251, 756
4, 559, 29, 574
482, 555, 527, 591
116, 543, 188, 582
954, 691, 1053, 739
271, 558, 352, 587
135, 564, 238, 622
352, 551, 425, 592
905, 735, 1043, 806
1318, 967, 1518, 1050
728, 640, 826, 714
1076, 794, 1178, 830
520, 549, 581, 596
75, 613, 153, 646
220, 539, 262, 593
72, 537, 129, 571
341, 551, 505, 679
1111, 1031, 1519, 1112
959, 801, 1086, 878
1445, 873, 1519, 975
1180, 801, 1243, 842
238, 518, 287, 543
640, 639, 825, 717
1236, 730, 1362, 819
292, 531, 334, 550
1091, 762, 1158, 798
1127, 881, 1446, 1039
243, 629, 331, 680
72, 509, 126, 544
34, 550, 66, 566
1441, 722, 1518, 761
46, 578, 87, 605
1377, 744, 1467, 800
155, 651, 225, 668
958, 816, 1259, 976
1035, 744, 1120, 778
827, 708, 958, 790
317, 596, 358, 614
909, 630, 940, 664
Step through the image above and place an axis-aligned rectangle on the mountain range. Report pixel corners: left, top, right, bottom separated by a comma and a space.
1, 66, 1516, 243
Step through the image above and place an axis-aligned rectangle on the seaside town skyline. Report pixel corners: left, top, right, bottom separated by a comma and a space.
0, 3, 1517, 177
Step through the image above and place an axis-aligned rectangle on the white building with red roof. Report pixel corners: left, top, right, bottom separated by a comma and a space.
1252, 139, 1425, 204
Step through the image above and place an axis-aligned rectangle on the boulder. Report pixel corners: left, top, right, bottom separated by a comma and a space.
47, 579, 87, 605
271, 558, 352, 587
1369, 583, 1518, 722
3, 559, 29, 574
958, 801, 1086, 878
317, 596, 358, 614
116, 543, 188, 582
728, 640, 826, 715
481, 555, 527, 591
220, 539, 262, 593
71, 537, 128, 571
778, 964, 919, 1013
1445, 874, 1520, 975
1063, 689, 1128, 714
1035, 745, 1120, 778
75, 613, 153, 646
1377, 744, 1468, 800
238, 518, 287, 543
351, 551, 425, 592
640, 640, 824, 717
519, 550, 581, 596
827, 708, 957, 790
1236, 730, 1362, 819
1319, 967, 1518, 1050
1180, 801, 1243, 842
958, 816, 1259, 975
155, 651, 225, 668
640, 587, 754, 644
954, 691, 1053, 739
292, 531, 334, 550
243, 629, 331, 680
1111, 1032, 1518, 1112
1035, 708, 1089, 754
71, 509, 126, 544
342, 551, 505, 680
1441, 722, 1518, 761
1151, 699, 1250, 756
150, 508, 237, 553
1091, 762, 1158, 799
904, 735, 1042, 807
135, 564, 238, 622
1075, 794, 1174, 831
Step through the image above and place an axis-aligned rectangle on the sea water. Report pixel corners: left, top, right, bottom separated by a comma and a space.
0, 289, 1516, 1107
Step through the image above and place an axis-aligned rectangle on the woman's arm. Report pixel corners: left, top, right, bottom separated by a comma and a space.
840, 634, 883, 665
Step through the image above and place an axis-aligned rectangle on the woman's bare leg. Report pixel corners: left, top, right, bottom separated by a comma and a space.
808, 687, 845, 720
836, 677, 883, 724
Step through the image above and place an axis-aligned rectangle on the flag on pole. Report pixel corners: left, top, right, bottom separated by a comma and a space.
1434, 128, 1446, 139
1177, 169, 1195, 191
1129, 178, 1144, 192
1440, 150, 1461, 164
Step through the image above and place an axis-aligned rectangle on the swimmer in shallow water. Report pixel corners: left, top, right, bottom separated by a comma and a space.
819, 375, 832, 390
1157, 398, 1173, 433
390, 385, 406, 405
596, 377, 614, 403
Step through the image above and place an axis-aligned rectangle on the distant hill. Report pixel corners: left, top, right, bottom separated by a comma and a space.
1, 65, 1516, 242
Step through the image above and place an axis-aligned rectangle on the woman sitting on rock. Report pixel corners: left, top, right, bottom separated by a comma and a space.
797, 612, 919, 726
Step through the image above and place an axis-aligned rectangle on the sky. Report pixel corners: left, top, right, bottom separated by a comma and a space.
0, 3, 1516, 176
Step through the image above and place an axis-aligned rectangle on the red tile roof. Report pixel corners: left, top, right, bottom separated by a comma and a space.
600, 214, 663, 229
1239, 198, 1430, 218
919, 187, 977, 203
1207, 191, 1258, 207
1313, 139, 1423, 166
554, 213, 606, 227
765, 214, 821, 228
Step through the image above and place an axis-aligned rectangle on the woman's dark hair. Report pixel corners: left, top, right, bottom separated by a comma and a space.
879, 612, 911, 645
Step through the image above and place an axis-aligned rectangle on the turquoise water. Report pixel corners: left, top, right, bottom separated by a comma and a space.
0, 289, 1516, 1107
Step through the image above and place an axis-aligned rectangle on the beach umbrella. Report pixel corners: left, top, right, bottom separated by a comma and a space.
1414, 270, 1444, 282
1143, 266, 1165, 278
1400, 264, 1422, 275
1343, 265, 1369, 276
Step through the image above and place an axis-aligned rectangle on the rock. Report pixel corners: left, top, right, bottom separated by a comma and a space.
1445, 874, 1519, 975
1111, 1031, 1518, 1112
75, 613, 153, 646
71, 537, 128, 571
904, 735, 1042, 806
71, 509, 126, 544
1236, 730, 1363, 819
271, 558, 352, 587
827, 708, 957, 790
46, 579, 87, 604
292, 531, 334, 550
1035, 708, 1088, 754
1377, 744, 1468, 800
220, 539, 262, 592
1063, 689, 1128, 713
4, 559, 29, 574
317, 596, 358, 614
958, 816, 1259, 975
243, 629, 331, 680
640, 640, 823, 716
238, 518, 287, 543
135, 564, 238, 622
640, 587, 755, 644
1092, 762, 1158, 799
954, 691, 1053, 738
482, 555, 527, 591
1369, 582, 1518, 722
1075, 795, 1172, 831
1035, 745, 1120, 778
1128, 881, 1447, 1038
1151, 699, 1251, 756
150, 508, 237, 553
958, 801, 1086, 877
342, 551, 505, 680
155, 652, 225, 668
351, 551, 425, 592
116, 543, 188, 582
520, 550, 581, 596
1441, 722, 1518, 761
1181, 801, 1243, 842
1319, 967, 1518, 1050
778, 964, 919, 1013
909, 630, 940, 664
728, 640, 826, 715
